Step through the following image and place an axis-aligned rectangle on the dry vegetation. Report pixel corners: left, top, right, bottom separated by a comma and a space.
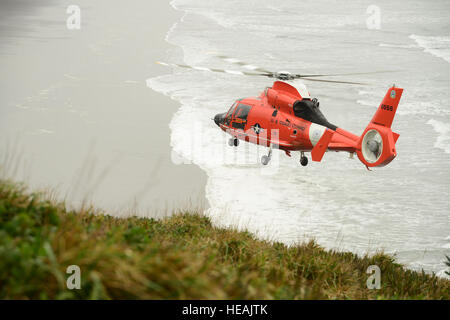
0, 180, 448, 299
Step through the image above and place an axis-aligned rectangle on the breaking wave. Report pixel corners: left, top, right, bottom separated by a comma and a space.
427, 119, 450, 154
410, 34, 450, 64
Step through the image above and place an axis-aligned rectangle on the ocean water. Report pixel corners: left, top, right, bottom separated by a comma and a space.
147, 0, 450, 276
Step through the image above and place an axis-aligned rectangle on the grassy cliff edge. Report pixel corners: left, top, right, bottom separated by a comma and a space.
0, 180, 448, 299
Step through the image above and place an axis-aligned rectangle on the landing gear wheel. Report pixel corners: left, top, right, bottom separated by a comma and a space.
229, 138, 239, 147
228, 138, 239, 147
300, 156, 308, 166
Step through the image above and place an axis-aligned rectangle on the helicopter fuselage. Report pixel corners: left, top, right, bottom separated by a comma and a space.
213, 80, 402, 168
214, 81, 356, 154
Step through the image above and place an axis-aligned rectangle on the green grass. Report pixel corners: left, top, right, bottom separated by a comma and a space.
0, 179, 448, 299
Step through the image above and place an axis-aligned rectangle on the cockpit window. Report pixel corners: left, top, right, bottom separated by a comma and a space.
228, 102, 237, 113
230, 104, 252, 130
224, 102, 237, 125
235, 104, 251, 120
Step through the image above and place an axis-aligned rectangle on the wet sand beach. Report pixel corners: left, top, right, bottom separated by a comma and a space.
0, 0, 207, 214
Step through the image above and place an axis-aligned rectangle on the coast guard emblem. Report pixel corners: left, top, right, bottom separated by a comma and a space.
390, 90, 396, 99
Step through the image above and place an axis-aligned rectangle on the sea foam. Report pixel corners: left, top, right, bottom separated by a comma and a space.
427, 119, 450, 154
410, 34, 450, 64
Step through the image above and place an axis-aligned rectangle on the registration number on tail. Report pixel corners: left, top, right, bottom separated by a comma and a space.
381, 104, 393, 111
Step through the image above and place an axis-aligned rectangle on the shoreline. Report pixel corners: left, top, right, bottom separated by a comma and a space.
0, 1, 208, 215
1, 179, 449, 299
135, 1, 450, 278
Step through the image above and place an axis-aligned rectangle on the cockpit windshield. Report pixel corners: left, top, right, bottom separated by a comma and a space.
224, 102, 237, 125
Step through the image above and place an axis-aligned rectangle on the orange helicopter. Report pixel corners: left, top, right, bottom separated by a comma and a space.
157, 56, 402, 168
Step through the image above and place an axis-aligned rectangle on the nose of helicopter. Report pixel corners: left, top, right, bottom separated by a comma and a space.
214, 113, 226, 126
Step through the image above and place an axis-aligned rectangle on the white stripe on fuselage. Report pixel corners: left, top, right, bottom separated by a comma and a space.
309, 123, 326, 146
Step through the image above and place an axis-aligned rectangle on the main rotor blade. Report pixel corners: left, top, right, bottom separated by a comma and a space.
300, 77, 367, 85
292, 70, 401, 78
212, 54, 399, 80
156, 61, 270, 77
213, 54, 274, 74
157, 61, 368, 85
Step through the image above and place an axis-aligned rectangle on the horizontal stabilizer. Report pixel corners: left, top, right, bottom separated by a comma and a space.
393, 132, 400, 143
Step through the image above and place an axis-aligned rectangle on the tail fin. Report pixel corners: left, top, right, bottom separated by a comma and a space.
356, 86, 403, 167
370, 87, 403, 128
